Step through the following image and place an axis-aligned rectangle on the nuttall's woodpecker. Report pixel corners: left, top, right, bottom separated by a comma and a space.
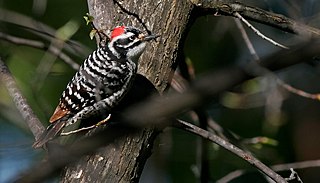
33, 26, 158, 148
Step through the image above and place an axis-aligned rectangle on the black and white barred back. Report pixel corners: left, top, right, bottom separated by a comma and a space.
33, 26, 158, 148
58, 46, 137, 118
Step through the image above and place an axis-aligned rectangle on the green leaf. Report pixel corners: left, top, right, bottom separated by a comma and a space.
83, 13, 94, 25
89, 29, 97, 40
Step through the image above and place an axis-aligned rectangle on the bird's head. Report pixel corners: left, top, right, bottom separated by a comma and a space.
109, 26, 158, 62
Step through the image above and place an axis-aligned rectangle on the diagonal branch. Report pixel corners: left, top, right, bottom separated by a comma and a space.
0, 57, 45, 139
174, 119, 286, 183
233, 12, 289, 49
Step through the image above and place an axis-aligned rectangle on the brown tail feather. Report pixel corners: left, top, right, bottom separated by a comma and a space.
32, 119, 66, 149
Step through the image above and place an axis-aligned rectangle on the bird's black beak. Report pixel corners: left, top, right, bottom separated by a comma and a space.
139, 34, 160, 41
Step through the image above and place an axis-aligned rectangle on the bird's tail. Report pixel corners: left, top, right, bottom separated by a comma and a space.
32, 119, 66, 149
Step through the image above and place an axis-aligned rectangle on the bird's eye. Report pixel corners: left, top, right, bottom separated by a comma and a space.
129, 35, 135, 41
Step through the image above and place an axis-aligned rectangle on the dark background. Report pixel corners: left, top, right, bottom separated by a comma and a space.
1, 0, 320, 182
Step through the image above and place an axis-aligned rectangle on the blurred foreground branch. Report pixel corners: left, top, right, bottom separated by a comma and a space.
0, 32, 80, 70
123, 41, 320, 125
15, 40, 320, 182
0, 8, 90, 57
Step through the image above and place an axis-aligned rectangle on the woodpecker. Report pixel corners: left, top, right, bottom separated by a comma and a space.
33, 26, 158, 148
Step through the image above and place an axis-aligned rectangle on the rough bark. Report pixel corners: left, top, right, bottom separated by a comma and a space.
61, 0, 194, 182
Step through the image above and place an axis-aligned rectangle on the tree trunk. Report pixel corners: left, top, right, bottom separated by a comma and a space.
61, 0, 194, 182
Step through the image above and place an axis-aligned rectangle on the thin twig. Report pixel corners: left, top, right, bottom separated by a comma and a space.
60, 114, 111, 136
112, 0, 152, 35
234, 18, 260, 61
277, 78, 320, 100
272, 159, 320, 171
60, 125, 96, 136
285, 168, 303, 182
0, 57, 45, 139
234, 12, 289, 49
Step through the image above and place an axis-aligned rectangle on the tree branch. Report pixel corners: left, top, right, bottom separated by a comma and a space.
0, 57, 45, 139
191, 0, 320, 37
174, 119, 286, 183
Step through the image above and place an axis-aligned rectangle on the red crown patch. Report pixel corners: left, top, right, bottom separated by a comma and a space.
111, 26, 126, 40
